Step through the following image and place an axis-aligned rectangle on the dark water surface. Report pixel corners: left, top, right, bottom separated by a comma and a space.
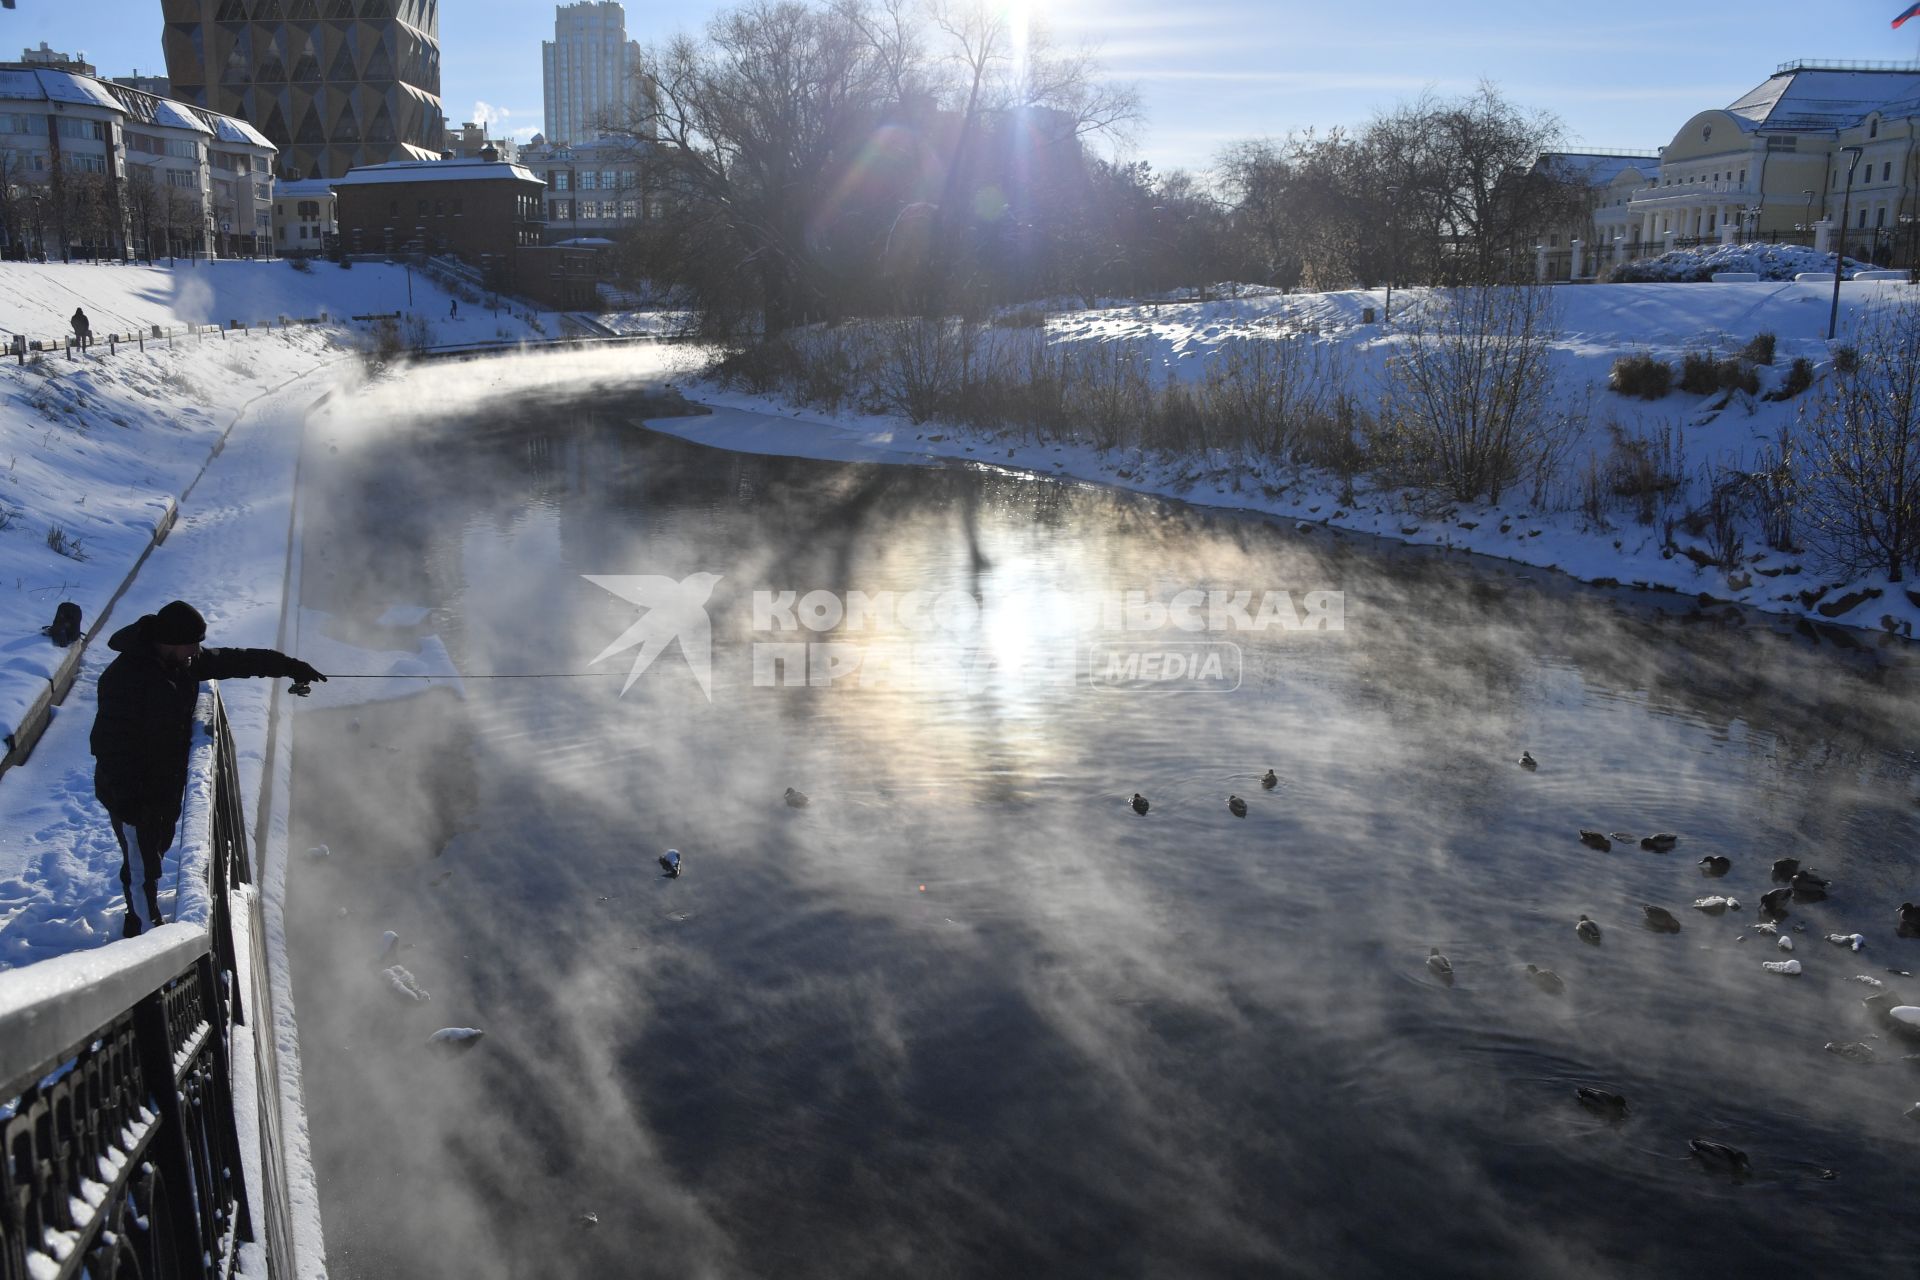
288, 372, 1920, 1279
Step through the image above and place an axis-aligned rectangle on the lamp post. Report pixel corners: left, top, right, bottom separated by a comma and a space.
1901, 211, 1919, 283
1741, 204, 1761, 243
1801, 189, 1816, 242
1384, 185, 1399, 323
1828, 146, 1863, 342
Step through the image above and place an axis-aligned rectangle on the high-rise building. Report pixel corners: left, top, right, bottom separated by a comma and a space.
158, 0, 445, 180
542, 2, 640, 145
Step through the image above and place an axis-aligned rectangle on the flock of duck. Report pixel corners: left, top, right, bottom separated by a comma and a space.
1126, 753, 1920, 1168
1427, 752, 1920, 1166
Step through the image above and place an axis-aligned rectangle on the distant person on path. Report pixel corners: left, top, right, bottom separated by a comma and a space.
449, 298, 458, 319
90, 600, 326, 936
70, 307, 90, 350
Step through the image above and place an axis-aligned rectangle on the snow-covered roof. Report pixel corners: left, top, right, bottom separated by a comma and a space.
1535, 153, 1655, 187
554, 236, 615, 246
151, 98, 210, 134
0, 66, 123, 111
332, 156, 546, 188
0, 66, 271, 152
188, 109, 272, 149
276, 178, 336, 199
1726, 67, 1920, 132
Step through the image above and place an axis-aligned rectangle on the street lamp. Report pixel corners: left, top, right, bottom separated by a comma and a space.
1384, 185, 1399, 323
1901, 211, 1919, 284
1800, 189, 1816, 238
1828, 146, 1863, 342
1741, 204, 1761, 243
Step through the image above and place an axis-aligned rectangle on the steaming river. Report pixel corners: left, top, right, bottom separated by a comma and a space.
287, 356, 1920, 1279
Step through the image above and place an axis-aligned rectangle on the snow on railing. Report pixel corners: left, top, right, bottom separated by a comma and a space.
0, 689, 296, 1280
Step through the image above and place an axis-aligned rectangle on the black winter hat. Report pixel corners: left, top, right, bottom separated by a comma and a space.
152, 600, 207, 645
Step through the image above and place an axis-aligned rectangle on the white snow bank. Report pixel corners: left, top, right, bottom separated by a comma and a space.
1608, 242, 1873, 283
681, 277, 1920, 642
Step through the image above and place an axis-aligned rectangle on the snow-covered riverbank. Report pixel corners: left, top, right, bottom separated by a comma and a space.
665, 277, 1920, 641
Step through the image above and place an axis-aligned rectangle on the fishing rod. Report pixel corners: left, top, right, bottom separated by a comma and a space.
286, 672, 633, 695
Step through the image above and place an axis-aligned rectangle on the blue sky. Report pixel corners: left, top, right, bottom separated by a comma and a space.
12, 0, 1920, 172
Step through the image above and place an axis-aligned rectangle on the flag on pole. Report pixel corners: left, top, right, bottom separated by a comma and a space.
1895, 2, 1920, 28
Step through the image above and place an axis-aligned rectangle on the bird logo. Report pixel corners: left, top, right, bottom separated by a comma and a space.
583, 572, 723, 700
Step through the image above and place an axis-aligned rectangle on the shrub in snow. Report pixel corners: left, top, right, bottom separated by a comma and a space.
1379, 285, 1568, 504
1832, 345, 1859, 375
1610, 353, 1672, 400
1715, 357, 1758, 397
874, 318, 972, 424
1740, 332, 1776, 366
1600, 421, 1686, 525
289, 256, 314, 274
1779, 356, 1814, 400
46, 524, 87, 561
1804, 297, 1920, 581
1679, 351, 1719, 396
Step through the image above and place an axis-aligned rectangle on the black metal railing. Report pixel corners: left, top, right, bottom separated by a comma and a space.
0, 687, 293, 1280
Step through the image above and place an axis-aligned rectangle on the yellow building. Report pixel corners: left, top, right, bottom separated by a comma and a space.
1554, 60, 1920, 276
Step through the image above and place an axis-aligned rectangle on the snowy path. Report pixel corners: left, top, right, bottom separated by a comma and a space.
0, 362, 330, 968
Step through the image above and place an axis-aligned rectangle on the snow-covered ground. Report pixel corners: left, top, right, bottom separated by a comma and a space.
0, 261, 553, 760
0, 260, 560, 964
668, 276, 1920, 641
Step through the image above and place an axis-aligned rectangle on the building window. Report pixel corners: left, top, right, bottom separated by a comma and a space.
620, 199, 637, 220
579, 170, 597, 190
1871, 118, 1880, 138
1884, 162, 1893, 182
1860, 208, 1869, 228
417, 199, 429, 214
434, 199, 444, 215
166, 168, 197, 188
553, 171, 570, 191
1739, 168, 1746, 183
1878, 207, 1887, 228
389, 199, 399, 214
452, 198, 463, 214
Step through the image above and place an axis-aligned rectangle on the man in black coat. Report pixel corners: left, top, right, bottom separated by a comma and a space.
90, 600, 326, 936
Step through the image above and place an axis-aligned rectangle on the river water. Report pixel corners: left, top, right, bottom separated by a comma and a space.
287, 354, 1920, 1279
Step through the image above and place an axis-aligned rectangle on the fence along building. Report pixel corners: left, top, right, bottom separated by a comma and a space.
0, 64, 275, 260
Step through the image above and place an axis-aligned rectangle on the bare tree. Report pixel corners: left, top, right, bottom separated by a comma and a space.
619, 0, 900, 332
123, 163, 161, 263
1804, 298, 1920, 581
1381, 283, 1565, 504
611, 0, 1137, 331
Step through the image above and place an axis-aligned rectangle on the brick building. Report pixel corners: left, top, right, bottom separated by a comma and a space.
331, 152, 596, 306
